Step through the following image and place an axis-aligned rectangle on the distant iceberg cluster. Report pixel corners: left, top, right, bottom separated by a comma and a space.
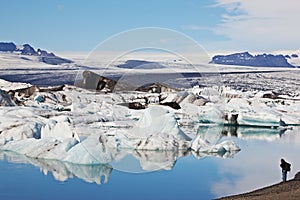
0, 71, 299, 173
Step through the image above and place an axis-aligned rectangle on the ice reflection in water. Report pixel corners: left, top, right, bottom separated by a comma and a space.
0, 146, 239, 184
0, 127, 300, 196
0, 151, 112, 184
221, 125, 287, 141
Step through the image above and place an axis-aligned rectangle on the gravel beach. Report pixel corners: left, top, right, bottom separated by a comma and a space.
218, 172, 300, 200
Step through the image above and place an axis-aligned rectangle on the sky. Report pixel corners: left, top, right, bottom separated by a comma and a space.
0, 0, 300, 53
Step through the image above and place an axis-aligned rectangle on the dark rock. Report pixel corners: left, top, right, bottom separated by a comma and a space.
128, 102, 146, 110
0, 89, 16, 106
262, 92, 279, 99
37, 48, 55, 57
76, 71, 135, 92
0, 42, 16, 52
160, 102, 181, 110
294, 171, 300, 180
75, 70, 117, 92
224, 113, 239, 125
280, 119, 287, 127
210, 52, 294, 67
39, 85, 65, 92
21, 44, 37, 55
291, 54, 299, 58
8, 85, 40, 99
118, 102, 146, 110
0, 41, 72, 65
6, 85, 40, 105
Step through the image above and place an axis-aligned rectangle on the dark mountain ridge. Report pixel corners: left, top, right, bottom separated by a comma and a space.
0, 42, 72, 65
210, 52, 296, 67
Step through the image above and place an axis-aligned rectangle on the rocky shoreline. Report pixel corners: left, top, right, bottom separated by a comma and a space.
218, 172, 300, 200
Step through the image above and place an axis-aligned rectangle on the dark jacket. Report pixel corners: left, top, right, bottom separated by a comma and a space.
280, 160, 291, 171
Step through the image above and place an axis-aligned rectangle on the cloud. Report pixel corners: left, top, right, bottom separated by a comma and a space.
212, 0, 300, 50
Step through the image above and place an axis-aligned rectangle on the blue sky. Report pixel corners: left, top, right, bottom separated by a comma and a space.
1, 0, 300, 52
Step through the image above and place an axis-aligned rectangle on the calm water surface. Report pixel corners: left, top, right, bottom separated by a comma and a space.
1, 127, 300, 200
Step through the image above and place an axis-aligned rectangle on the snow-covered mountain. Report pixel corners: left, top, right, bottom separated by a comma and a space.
0, 42, 72, 65
210, 52, 297, 68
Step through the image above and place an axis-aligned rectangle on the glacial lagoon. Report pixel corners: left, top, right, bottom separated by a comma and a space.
1, 126, 299, 200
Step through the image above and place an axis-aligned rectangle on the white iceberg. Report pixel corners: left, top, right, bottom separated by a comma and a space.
41, 115, 80, 142
0, 78, 256, 169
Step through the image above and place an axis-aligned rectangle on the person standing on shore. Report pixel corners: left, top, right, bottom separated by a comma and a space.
280, 158, 291, 182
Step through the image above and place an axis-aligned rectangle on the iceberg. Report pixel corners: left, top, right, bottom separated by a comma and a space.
4, 75, 297, 171
41, 116, 80, 142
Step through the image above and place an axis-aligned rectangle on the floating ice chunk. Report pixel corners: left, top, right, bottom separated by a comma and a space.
180, 103, 202, 123
42, 138, 79, 161
112, 104, 134, 121
198, 105, 224, 124
201, 87, 222, 102
272, 100, 300, 125
41, 116, 80, 142
226, 98, 251, 112
130, 106, 189, 140
1, 137, 61, 158
0, 107, 44, 144
64, 133, 113, 164
225, 98, 286, 127
98, 106, 192, 151
160, 92, 177, 103
180, 93, 197, 105
237, 113, 280, 127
